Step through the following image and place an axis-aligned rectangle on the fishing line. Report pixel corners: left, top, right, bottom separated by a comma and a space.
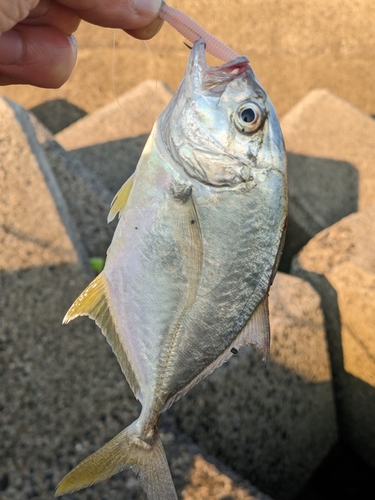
111, 29, 158, 117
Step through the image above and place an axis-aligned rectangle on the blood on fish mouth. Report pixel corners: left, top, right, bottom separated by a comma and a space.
190, 39, 251, 93
202, 57, 251, 94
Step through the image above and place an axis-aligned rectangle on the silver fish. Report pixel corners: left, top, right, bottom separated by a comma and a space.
56, 39, 287, 499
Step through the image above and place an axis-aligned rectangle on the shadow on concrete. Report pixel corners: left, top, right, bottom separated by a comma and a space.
1, 262, 257, 499
30, 99, 87, 135
289, 270, 375, 499
1, 259, 375, 499
294, 441, 375, 500
40, 137, 116, 259
0, 264, 144, 499
296, 271, 375, 451
279, 153, 359, 272
0, 261, 336, 500
174, 347, 337, 500
70, 135, 150, 197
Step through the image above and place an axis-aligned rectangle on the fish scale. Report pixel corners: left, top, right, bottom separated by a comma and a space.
56, 38, 287, 500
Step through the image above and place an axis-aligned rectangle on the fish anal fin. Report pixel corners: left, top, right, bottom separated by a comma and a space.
241, 295, 270, 364
63, 273, 141, 401
107, 174, 134, 223
162, 296, 270, 412
63, 273, 108, 324
271, 220, 287, 284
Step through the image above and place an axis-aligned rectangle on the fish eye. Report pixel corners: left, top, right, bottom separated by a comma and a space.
234, 101, 265, 133
241, 108, 256, 123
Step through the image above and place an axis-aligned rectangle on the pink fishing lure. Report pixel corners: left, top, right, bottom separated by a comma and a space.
159, 2, 239, 62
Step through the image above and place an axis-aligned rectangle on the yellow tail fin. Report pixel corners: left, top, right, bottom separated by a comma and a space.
55, 421, 177, 500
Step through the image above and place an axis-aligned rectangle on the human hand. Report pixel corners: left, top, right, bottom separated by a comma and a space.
0, 0, 163, 87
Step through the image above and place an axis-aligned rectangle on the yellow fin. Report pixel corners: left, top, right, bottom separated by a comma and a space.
63, 272, 108, 324
107, 174, 134, 223
55, 423, 177, 499
63, 274, 141, 400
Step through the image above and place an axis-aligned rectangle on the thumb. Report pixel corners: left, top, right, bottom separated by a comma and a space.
0, 25, 77, 87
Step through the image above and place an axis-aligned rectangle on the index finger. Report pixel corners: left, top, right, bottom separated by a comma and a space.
57, 0, 162, 30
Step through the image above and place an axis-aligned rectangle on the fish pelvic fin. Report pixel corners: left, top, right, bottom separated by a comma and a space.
55, 422, 177, 500
107, 173, 134, 223
63, 273, 141, 401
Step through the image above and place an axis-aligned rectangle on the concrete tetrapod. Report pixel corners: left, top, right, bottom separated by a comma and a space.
292, 204, 375, 469
280, 89, 375, 270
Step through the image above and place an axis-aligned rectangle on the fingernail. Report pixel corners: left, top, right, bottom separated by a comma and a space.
0, 30, 24, 64
134, 0, 162, 17
68, 34, 77, 61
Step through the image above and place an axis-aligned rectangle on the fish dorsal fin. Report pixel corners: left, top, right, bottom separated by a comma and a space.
63, 273, 141, 401
162, 296, 270, 412
107, 174, 134, 223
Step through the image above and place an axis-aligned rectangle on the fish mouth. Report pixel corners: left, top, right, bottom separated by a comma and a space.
189, 39, 251, 96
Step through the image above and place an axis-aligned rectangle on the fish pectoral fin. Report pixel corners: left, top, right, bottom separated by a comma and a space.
241, 295, 270, 364
107, 173, 134, 223
63, 273, 141, 401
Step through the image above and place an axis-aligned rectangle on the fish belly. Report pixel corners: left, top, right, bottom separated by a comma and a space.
104, 141, 286, 412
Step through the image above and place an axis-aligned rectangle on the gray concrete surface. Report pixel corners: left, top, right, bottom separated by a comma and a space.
29, 113, 115, 259
279, 89, 375, 270
30, 99, 87, 134
175, 272, 337, 500
1, 1, 375, 121
291, 205, 375, 469
0, 96, 272, 500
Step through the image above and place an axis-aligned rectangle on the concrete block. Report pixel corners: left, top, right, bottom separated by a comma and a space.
180, 453, 273, 500
0, 95, 270, 500
291, 204, 375, 469
175, 272, 337, 500
29, 113, 115, 259
30, 99, 87, 134
56, 80, 173, 196
0, 97, 88, 274
2, 0, 375, 122
279, 89, 375, 269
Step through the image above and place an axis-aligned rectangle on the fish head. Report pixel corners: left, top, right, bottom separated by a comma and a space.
160, 39, 286, 187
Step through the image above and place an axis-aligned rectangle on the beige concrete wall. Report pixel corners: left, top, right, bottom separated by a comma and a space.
1, 0, 375, 117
